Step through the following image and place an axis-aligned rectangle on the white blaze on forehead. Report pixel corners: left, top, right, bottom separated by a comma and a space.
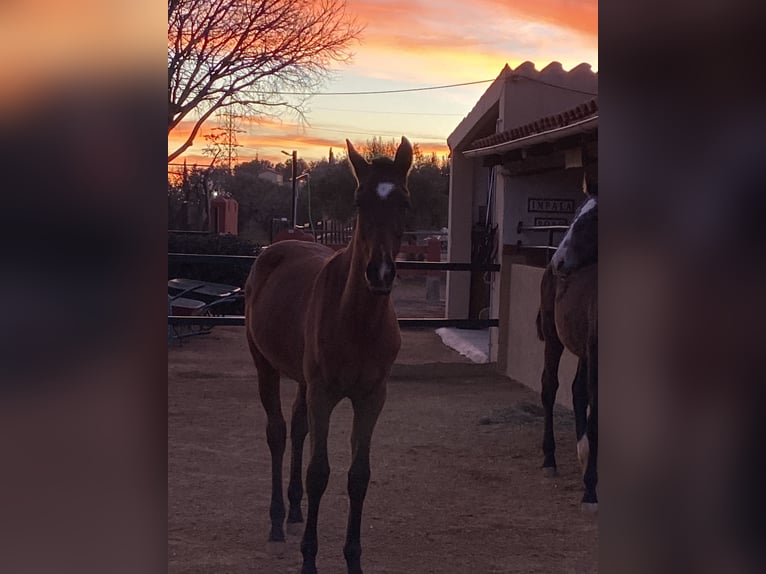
376, 182, 395, 199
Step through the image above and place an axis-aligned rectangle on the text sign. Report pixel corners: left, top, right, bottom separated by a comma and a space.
528, 198, 575, 214
534, 217, 568, 226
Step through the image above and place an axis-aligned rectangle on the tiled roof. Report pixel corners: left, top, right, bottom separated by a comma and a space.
466, 98, 598, 152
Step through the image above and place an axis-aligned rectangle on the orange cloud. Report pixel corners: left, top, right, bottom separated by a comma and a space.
170, 112, 450, 165
477, 0, 597, 36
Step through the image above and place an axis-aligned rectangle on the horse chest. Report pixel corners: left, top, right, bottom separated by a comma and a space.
305, 323, 400, 392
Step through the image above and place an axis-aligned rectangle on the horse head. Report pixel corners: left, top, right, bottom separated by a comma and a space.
346, 136, 413, 295
551, 195, 598, 275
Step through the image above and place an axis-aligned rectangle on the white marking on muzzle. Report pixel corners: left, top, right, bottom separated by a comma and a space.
577, 435, 590, 477
376, 182, 395, 199
378, 247, 390, 282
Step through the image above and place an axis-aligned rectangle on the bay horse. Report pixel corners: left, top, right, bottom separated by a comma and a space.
536, 191, 598, 511
245, 137, 413, 574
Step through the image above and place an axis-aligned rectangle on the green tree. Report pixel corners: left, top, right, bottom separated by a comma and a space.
306, 157, 357, 223
225, 160, 291, 242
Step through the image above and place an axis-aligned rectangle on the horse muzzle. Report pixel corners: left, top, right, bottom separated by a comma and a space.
365, 259, 396, 295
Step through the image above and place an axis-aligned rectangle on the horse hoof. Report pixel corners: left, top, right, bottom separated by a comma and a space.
580, 502, 598, 514
287, 508, 304, 523
268, 528, 286, 542
543, 466, 558, 478
300, 564, 317, 574
286, 521, 303, 536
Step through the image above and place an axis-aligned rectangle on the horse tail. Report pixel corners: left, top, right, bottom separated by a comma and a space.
536, 308, 544, 341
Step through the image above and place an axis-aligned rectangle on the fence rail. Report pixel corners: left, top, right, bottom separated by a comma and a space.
168, 252, 500, 272
168, 315, 498, 329
515, 221, 569, 263
168, 252, 499, 330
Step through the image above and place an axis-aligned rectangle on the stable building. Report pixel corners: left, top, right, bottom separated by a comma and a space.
446, 61, 598, 406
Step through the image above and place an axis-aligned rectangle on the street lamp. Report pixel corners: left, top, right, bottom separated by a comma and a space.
281, 149, 298, 228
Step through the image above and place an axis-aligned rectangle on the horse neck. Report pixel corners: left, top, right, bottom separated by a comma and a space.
337, 225, 392, 318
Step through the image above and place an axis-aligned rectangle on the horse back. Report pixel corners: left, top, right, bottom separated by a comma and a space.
245, 241, 335, 382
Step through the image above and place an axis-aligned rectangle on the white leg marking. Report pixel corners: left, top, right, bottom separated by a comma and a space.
577, 435, 590, 476
376, 182, 395, 199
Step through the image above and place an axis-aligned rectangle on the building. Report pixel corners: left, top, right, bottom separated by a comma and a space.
446, 61, 598, 405
258, 168, 284, 186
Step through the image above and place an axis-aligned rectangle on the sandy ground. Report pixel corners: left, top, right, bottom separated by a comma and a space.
168, 322, 597, 574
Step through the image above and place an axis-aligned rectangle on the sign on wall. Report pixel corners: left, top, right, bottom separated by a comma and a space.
534, 217, 568, 226
528, 198, 575, 214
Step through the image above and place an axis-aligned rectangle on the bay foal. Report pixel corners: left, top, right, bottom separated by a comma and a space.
245, 137, 413, 573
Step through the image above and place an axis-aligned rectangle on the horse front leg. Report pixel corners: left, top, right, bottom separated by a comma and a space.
541, 337, 564, 476
344, 384, 386, 574
300, 387, 337, 574
288, 385, 308, 524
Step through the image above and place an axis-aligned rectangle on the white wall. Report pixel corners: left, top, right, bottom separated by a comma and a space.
501, 62, 598, 129
445, 152, 474, 319
503, 263, 578, 409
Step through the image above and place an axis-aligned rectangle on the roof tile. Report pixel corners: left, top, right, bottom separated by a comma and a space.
467, 98, 599, 152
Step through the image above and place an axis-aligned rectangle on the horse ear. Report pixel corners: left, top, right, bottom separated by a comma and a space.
394, 136, 413, 174
346, 139, 369, 181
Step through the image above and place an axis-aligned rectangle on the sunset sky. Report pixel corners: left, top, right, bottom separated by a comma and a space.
168, 0, 597, 167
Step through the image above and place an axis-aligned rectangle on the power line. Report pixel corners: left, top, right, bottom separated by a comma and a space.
518, 75, 597, 96
295, 124, 446, 141
276, 79, 495, 96
270, 74, 596, 97
311, 106, 464, 117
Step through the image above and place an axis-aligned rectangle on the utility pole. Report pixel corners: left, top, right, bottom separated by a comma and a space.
211, 110, 244, 172
291, 150, 298, 228
282, 149, 299, 229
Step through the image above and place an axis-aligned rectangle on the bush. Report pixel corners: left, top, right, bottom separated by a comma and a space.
168, 232, 261, 288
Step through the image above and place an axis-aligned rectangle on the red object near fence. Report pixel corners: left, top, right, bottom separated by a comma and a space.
397, 238, 441, 278
210, 197, 239, 235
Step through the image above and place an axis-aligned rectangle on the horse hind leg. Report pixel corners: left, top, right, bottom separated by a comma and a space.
541, 326, 564, 477
287, 384, 308, 525
581, 338, 598, 513
248, 333, 287, 541
573, 358, 589, 474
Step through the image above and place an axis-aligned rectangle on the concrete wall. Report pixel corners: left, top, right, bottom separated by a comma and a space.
501, 261, 578, 409
445, 151, 473, 319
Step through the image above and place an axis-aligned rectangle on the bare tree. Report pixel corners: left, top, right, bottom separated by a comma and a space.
168, 0, 362, 163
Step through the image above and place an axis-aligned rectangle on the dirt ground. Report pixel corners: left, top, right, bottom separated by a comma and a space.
169, 320, 597, 573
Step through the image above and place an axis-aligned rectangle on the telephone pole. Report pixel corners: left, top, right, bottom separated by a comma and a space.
281, 150, 299, 228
